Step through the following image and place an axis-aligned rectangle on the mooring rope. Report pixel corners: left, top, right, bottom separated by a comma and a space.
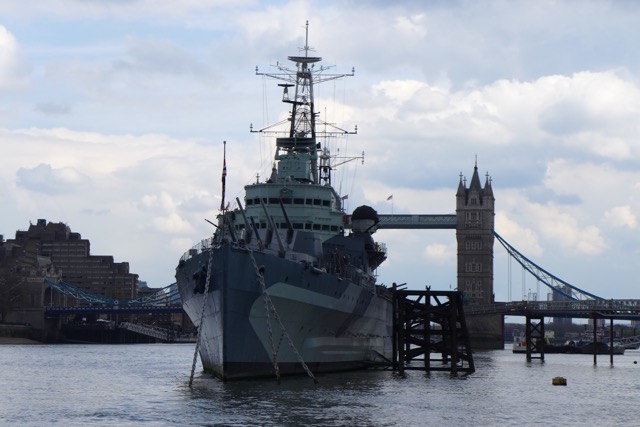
247, 248, 318, 383
188, 241, 216, 387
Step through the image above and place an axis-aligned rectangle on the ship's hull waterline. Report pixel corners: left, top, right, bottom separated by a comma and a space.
176, 244, 393, 380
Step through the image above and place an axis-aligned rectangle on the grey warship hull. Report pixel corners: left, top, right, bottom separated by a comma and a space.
176, 244, 392, 380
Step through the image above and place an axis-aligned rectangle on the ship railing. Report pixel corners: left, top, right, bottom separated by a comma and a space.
376, 284, 393, 300
180, 238, 214, 262
374, 242, 387, 255
358, 273, 377, 292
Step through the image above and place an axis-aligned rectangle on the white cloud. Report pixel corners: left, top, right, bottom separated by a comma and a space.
542, 159, 639, 210
0, 0, 247, 22
151, 213, 195, 234
139, 192, 177, 214
423, 243, 454, 263
532, 203, 608, 256
574, 225, 608, 255
16, 163, 89, 194
0, 25, 29, 91
372, 80, 429, 106
604, 206, 637, 229
171, 237, 199, 254
394, 14, 427, 38
114, 38, 211, 78
494, 212, 543, 258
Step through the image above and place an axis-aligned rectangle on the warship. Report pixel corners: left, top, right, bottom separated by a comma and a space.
176, 24, 393, 380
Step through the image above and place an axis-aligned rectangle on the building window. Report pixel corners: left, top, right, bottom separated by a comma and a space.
466, 211, 481, 221
464, 279, 484, 299
465, 239, 483, 250
465, 211, 481, 228
465, 262, 482, 272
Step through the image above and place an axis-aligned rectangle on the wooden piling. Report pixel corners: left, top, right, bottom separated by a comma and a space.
392, 288, 475, 376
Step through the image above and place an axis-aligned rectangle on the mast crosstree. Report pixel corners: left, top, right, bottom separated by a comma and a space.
253, 21, 357, 185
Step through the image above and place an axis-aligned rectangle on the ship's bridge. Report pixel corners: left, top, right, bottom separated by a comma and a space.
235, 182, 346, 241
274, 137, 316, 182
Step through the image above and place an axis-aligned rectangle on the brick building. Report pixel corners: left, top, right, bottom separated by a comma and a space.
4, 219, 138, 304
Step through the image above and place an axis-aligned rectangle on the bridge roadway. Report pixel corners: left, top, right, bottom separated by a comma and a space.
376, 214, 457, 229
464, 299, 640, 320
44, 305, 184, 316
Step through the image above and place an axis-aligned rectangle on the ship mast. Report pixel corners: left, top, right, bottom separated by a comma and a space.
254, 21, 355, 185
286, 21, 321, 182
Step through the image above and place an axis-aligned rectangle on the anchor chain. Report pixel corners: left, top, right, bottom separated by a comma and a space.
261, 270, 281, 382
188, 239, 216, 387
247, 248, 318, 383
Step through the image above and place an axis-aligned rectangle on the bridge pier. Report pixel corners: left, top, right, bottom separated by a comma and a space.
610, 318, 614, 365
525, 315, 545, 362
592, 315, 598, 365
591, 315, 617, 365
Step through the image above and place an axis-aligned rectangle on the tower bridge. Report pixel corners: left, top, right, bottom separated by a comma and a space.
366, 162, 640, 354
369, 164, 636, 310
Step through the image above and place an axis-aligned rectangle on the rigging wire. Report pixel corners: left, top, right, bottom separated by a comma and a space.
508, 255, 512, 302
522, 265, 526, 301
260, 75, 270, 180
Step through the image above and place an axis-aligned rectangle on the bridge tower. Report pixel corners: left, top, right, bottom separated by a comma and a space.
456, 162, 495, 305
456, 162, 502, 349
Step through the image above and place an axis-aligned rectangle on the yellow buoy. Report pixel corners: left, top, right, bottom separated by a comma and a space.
552, 377, 567, 386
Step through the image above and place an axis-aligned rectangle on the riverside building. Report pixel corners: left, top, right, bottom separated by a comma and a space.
5, 219, 138, 304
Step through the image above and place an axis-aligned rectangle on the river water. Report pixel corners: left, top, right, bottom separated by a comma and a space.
1, 343, 639, 426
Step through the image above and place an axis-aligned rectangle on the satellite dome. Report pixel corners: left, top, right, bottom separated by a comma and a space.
351, 205, 379, 233
351, 205, 379, 222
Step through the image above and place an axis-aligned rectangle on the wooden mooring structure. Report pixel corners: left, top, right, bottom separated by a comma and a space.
392, 286, 475, 376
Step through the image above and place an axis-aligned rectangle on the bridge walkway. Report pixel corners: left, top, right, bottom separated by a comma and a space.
119, 322, 175, 342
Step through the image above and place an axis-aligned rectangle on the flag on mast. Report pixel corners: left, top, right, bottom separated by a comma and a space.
220, 141, 227, 211
386, 194, 393, 200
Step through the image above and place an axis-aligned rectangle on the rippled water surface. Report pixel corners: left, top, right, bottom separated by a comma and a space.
2, 343, 640, 426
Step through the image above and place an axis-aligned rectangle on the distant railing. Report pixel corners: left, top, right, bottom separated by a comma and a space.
119, 322, 173, 342
615, 335, 640, 349
465, 300, 640, 319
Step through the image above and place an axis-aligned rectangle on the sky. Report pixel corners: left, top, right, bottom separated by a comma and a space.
1, 0, 640, 302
